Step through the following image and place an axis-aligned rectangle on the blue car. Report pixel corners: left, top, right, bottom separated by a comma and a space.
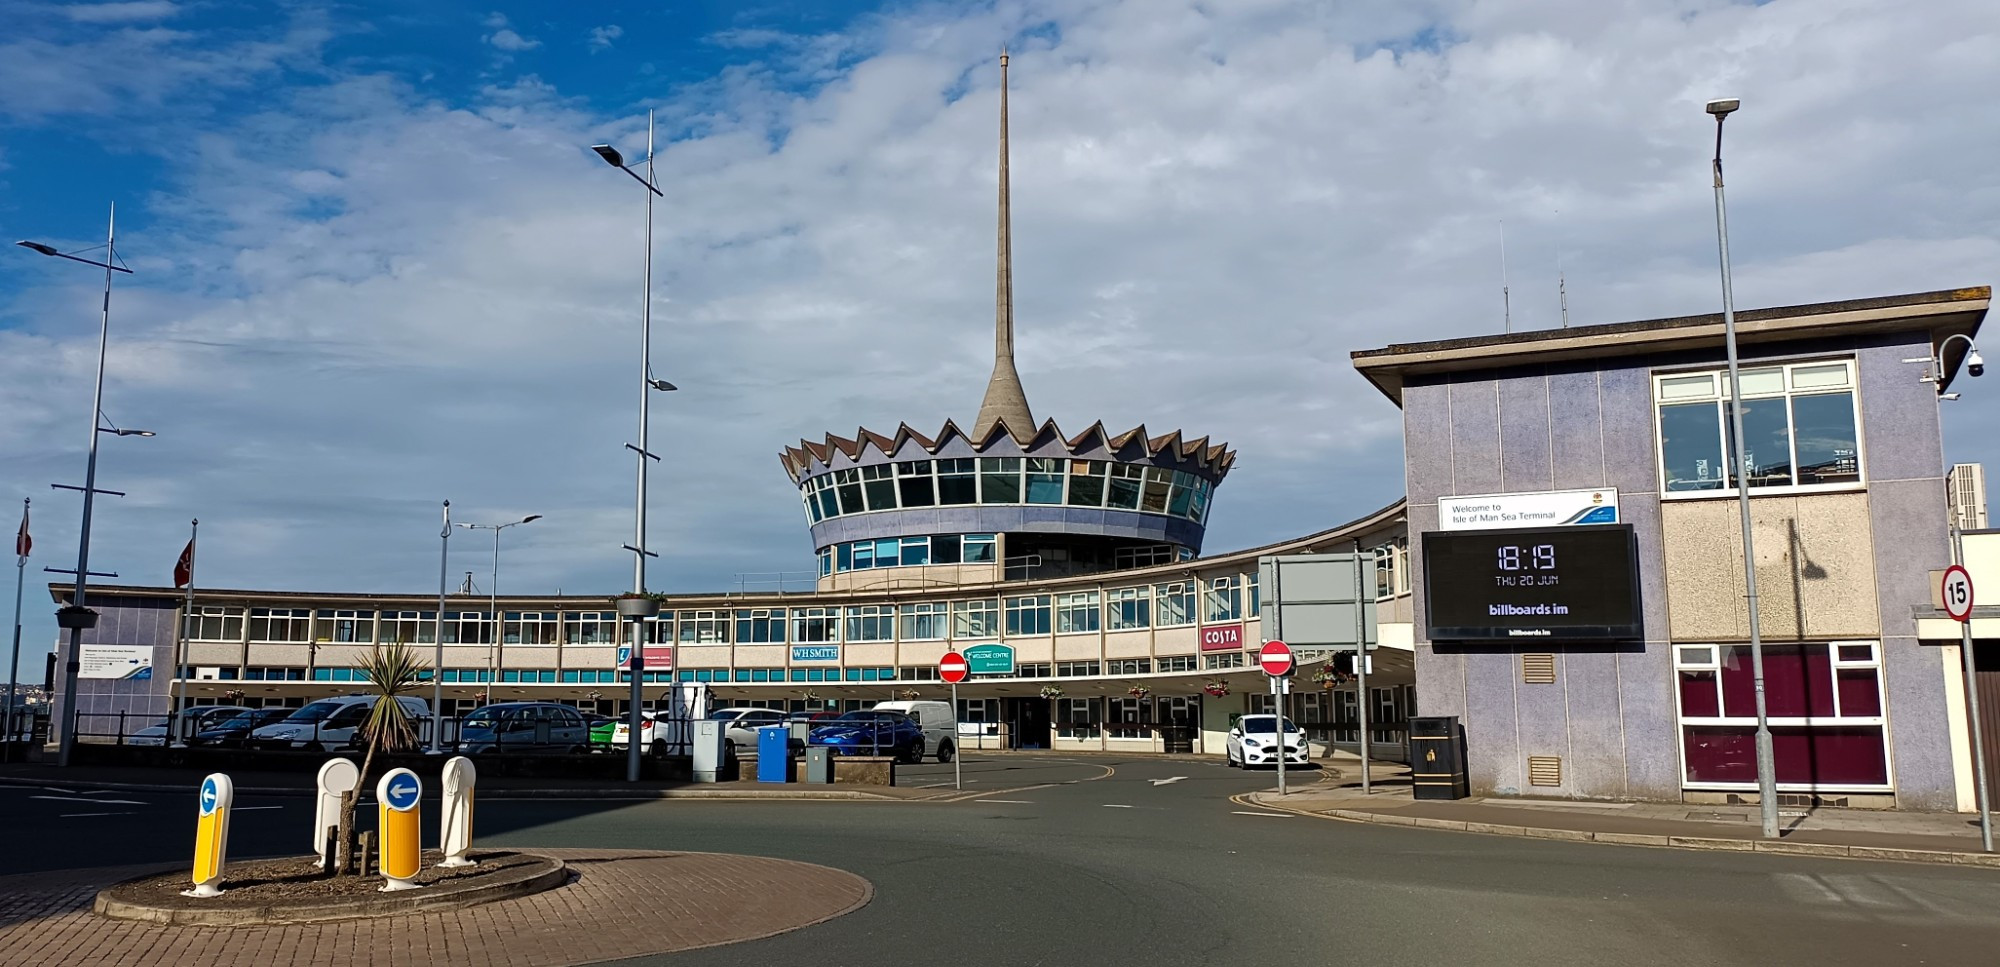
808, 710, 926, 763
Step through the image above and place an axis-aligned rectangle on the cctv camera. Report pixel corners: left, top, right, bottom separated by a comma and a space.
1969, 349, 1985, 378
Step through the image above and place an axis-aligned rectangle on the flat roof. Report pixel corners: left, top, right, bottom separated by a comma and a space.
1350, 286, 1990, 404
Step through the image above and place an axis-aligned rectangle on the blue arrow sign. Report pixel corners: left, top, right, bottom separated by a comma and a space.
384, 774, 421, 812
199, 776, 219, 816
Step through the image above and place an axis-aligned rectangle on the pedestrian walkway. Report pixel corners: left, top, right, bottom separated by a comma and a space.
1248, 754, 2000, 867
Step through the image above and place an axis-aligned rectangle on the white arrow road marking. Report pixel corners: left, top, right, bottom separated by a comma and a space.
1231, 811, 1293, 818
1102, 804, 1134, 808
1149, 776, 1188, 786
34, 795, 146, 805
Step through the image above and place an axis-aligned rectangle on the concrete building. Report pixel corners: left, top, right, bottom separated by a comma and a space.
1353, 286, 1991, 810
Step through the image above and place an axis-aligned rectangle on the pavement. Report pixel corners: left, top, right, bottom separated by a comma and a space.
1247, 753, 2000, 866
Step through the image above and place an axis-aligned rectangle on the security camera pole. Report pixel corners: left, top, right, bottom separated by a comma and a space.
1707, 97, 1781, 839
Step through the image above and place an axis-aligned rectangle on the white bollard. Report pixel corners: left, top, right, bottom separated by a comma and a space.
182, 773, 233, 898
438, 755, 478, 868
313, 757, 360, 869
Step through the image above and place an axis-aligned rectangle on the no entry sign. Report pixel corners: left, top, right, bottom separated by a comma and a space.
939, 650, 970, 684
1259, 640, 1295, 677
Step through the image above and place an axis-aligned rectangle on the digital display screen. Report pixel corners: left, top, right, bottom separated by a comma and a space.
1422, 524, 1643, 641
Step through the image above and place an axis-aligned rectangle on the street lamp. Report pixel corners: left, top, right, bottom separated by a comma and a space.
1906, 332, 1991, 851
1706, 97, 1781, 839
592, 112, 674, 783
457, 514, 541, 706
18, 208, 151, 768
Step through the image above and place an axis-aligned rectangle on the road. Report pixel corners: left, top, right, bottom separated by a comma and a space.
6, 756, 1998, 965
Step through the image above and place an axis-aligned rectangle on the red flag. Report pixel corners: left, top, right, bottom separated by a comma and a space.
174, 539, 195, 588
12, 505, 25, 559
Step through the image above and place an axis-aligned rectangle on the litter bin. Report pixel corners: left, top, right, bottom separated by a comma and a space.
757, 725, 794, 783
691, 720, 727, 783
1408, 715, 1469, 800
805, 746, 833, 784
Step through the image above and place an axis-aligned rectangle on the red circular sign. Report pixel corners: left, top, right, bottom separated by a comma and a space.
939, 651, 970, 684
1943, 564, 1976, 622
1258, 640, 1294, 677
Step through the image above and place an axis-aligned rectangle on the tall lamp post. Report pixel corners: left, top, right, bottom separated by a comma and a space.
1705, 97, 1781, 839
16, 209, 154, 769
431, 500, 451, 753
1906, 333, 1991, 851
591, 111, 679, 783
456, 515, 541, 706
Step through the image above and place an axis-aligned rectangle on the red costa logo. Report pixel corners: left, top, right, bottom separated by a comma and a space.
1200, 624, 1244, 652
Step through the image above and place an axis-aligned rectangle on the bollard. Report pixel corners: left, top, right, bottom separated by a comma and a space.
182, 773, 233, 898
376, 767, 423, 891
313, 757, 360, 869
438, 756, 477, 868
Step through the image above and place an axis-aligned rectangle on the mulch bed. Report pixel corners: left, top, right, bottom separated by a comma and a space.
97, 851, 563, 924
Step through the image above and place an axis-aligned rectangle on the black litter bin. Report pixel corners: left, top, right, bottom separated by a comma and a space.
1408, 715, 1469, 800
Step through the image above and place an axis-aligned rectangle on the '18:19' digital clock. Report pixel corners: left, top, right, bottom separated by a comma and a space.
1421, 524, 1643, 641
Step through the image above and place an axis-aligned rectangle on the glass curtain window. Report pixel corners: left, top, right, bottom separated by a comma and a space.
1068, 460, 1107, 506
1203, 577, 1241, 623
249, 608, 312, 642
564, 612, 617, 645
1107, 587, 1151, 630
963, 534, 998, 563
1140, 468, 1173, 513
1026, 458, 1065, 504
1005, 595, 1051, 636
794, 608, 839, 643
734, 609, 787, 644
900, 537, 931, 566
1107, 465, 1144, 509
981, 458, 1023, 504
1655, 362, 1860, 494
186, 607, 244, 641
898, 460, 936, 507
317, 610, 375, 644
1056, 592, 1101, 634
845, 606, 895, 642
678, 610, 729, 644
1674, 641, 1887, 787
861, 465, 897, 511
832, 469, 864, 515
931, 535, 962, 564
938, 459, 978, 505
1154, 583, 1195, 626
955, 599, 1001, 638
380, 611, 437, 645
900, 603, 949, 641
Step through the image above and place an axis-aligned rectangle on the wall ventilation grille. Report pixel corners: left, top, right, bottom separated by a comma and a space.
1528, 755, 1563, 787
1522, 654, 1557, 685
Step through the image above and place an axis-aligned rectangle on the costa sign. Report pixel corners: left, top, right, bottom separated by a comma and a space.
1199, 624, 1245, 652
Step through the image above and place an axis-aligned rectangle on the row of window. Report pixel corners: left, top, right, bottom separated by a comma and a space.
190, 607, 627, 645
295, 667, 678, 684
1655, 360, 1862, 495
800, 458, 1215, 524
816, 534, 999, 576
195, 578, 1267, 648
193, 654, 1236, 684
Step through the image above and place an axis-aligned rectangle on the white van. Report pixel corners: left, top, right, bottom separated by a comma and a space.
870, 700, 957, 763
248, 695, 431, 751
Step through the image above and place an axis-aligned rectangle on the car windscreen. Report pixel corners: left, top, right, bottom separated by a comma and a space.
1239, 716, 1298, 733
462, 708, 509, 729
707, 710, 745, 720
286, 701, 346, 722
216, 712, 265, 730
832, 712, 906, 723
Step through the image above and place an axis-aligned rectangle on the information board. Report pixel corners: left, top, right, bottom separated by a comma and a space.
1422, 524, 1643, 641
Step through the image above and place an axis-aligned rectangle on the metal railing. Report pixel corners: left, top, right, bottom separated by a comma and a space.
69, 709, 700, 757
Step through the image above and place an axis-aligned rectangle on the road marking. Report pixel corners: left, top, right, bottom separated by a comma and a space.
1232, 810, 1293, 818
1102, 804, 1134, 808
1149, 777, 1188, 786
33, 795, 146, 805
62, 811, 138, 818
977, 799, 1035, 804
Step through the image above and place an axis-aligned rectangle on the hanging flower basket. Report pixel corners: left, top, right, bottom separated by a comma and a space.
612, 592, 664, 618
1202, 680, 1229, 698
1127, 685, 1152, 699
1038, 684, 1065, 699
800, 689, 820, 702
898, 689, 921, 700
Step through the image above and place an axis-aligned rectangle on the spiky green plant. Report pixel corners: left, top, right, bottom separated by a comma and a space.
333, 639, 428, 876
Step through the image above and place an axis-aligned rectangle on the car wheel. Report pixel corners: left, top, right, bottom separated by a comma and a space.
900, 741, 925, 765
651, 739, 667, 757
1226, 750, 1238, 768
723, 740, 737, 761
936, 740, 955, 764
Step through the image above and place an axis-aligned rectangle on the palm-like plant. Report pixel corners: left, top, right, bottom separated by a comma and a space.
333, 639, 429, 876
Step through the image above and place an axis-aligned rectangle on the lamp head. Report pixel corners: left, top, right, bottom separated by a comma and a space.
16, 241, 61, 257
590, 144, 626, 168
1969, 348, 1985, 378
648, 378, 678, 392
1705, 98, 1741, 117
521, 514, 543, 524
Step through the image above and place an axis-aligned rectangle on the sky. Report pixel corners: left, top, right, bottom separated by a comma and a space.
2, 0, 1997, 671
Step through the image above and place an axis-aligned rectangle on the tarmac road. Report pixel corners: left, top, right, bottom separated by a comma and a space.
7, 756, 1998, 965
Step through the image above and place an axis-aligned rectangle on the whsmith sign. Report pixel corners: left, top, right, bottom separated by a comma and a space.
1438, 489, 1619, 531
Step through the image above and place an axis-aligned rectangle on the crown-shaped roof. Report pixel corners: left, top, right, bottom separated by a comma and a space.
780, 417, 1235, 483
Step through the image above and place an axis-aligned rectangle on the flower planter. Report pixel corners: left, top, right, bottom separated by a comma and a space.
614, 597, 661, 618
56, 607, 98, 630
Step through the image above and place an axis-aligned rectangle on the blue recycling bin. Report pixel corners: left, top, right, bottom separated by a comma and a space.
757, 725, 794, 783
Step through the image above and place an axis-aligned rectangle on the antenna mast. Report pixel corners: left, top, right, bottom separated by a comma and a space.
1555, 209, 1569, 329
1500, 219, 1511, 333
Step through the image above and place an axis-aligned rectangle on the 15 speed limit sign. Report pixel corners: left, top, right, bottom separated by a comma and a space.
1943, 564, 1975, 622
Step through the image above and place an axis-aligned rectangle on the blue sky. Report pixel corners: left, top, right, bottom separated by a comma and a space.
3, 0, 1999, 669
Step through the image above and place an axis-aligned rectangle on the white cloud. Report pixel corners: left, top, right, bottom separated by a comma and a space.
482, 12, 540, 52
0, 10, 328, 120
3, 0, 1998, 625
588, 24, 622, 53
60, 0, 177, 22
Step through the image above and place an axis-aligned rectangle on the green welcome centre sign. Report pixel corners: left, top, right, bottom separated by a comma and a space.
963, 643, 1016, 675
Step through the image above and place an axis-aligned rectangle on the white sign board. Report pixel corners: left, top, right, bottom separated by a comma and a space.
79, 644, 154, 680
1439, 488, 1619, 531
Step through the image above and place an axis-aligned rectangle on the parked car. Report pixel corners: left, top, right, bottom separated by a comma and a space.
127, 705, 252, 747
785, 709, 838, 725
248, 695, 431, 751
189, 707, 294, 748
870, 700, 957, 763
1225, 714, 1308, 769
458, 702, 590, 754
706, 707, 788, 757
593, 710, 671, 754
808, 710, 926, 763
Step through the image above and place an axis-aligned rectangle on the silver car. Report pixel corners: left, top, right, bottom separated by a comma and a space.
126, 705, 252, 747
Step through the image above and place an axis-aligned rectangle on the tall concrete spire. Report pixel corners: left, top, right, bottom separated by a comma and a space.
973, 49, 1035, 439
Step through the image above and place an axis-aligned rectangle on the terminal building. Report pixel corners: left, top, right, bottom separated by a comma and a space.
38, 62, 1999, 811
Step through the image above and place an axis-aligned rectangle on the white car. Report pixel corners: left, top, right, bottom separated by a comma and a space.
706, 707, 789, 757
1225, 714, 1309, 769
126, 706, 252, 747
249, 695, 431, 751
